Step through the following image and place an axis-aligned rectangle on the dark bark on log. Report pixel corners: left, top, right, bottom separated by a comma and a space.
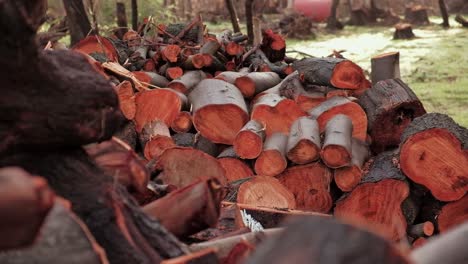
370, 52, 401, 84
439, 0, 450, 27
131, 0, 138, 31
172, 133, 219, 157
226, 0, 241, 33
358, 78, 426, 153
114, 122, 138, 150
116, 2, 128, 39
63, 0, 93, 46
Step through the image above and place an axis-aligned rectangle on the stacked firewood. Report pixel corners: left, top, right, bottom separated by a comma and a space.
1, 1, 468, 263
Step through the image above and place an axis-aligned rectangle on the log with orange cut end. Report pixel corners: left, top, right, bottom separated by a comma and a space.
234, 120, 265, 160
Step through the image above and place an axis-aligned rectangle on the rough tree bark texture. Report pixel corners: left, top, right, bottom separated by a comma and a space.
63, 0, 92, 45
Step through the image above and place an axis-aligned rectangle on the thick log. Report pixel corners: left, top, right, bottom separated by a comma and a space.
84, 137, 149, 194
234, 72, 281, 98
134, 88, 187, 132
320, 114, 353, 168
143, 179, 223, 238
246, 216, 410, 264
334, 151, 410, 241
165, 67, 184, 80
115, 80, 136, 120
400, 113, 468, 202
161, 45, 181, 63
437, 194, 468, 233
260, 29, 286, 63
359, 78, 426, 153
154, 147, 227, 188
370, 52, 401, 84
394, 23, 415, 40
286, 117, 321, 165
172, 133, 219, 157
237, 176, 296, 209
277, 163, 332, 213
133, 71, 170, 88
181, 54, 205, 70
234, 120, 266, 159
0, 201, 108, 264
171, 111, 193, 133
292, 57, 370, 90
168, 70, 207, 94
0, 167, 54, 250
254, 133, 288, 177
218, 147, 255, 182
189, 79, 249, 145
72, 36, 120, 62
308, 96, 368, 141
140, 121, 175, 160
216, 71, 248, 84
251, 93, 307, 136
334, 139, 370, 192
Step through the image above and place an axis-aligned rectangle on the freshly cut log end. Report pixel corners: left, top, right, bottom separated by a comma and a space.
320, 114, 353, 168
170, 111, 193, 133
226, 42, 244, 56
331, 60, 371, 89
394, 23, 415, 40
277, 163, 332, 213
438, 194, 468, 233
334, 139, 370, 192
155, 147, 227, 188
165, 67, 183, 80
168, 70, 206, 94
144, 136, 175, 160
408, 221, 435, 238
234, 120, 265, 160
254, 133, 288, 177
246, 216, 411, 264
234, 76, 256, 98
261, 29, 286, 63
400, 113, 468, 202
116, 80, 136, 120
161, 45, 181, 63
133, 71, 170, 88
183, 54, 205, 69
189, 79, 249, 145
237, 176, 296, 209
358, 78, 426, 153
218, 157, 254, 183
235, 72, 282, 98
287, 117, 321, 165
308, 96, 368, 141
72, 35, 119, 62
134, 88, 184, 132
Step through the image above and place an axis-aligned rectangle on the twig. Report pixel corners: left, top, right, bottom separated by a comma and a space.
286, 49, 316, 58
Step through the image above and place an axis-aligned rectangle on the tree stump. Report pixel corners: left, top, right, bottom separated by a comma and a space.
393, 23, 416, 40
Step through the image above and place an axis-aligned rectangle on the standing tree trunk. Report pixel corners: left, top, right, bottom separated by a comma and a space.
439, 0, 450, 28
226, 0, 241, 33
131, 0, 138, 31
116, 2, 128, 39
327, 0, 343, 30
62, 0, 92, 46
245, 0, 255, 45
87, 0, 99, 35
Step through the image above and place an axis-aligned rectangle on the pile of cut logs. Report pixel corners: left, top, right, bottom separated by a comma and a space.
1, 1, 467, 264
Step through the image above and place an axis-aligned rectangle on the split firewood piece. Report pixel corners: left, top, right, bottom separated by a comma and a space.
160, 44, 181, 63
161, 248, 219, 264
234, 120, 266, 159
0, 200, 109, 264
246, 216, 411, 264
254, 133, 288, 177
370, 52, 401, 84
393, 23, 415, 39
410, 222, 468, 264
84, 137, 149, 193
172, 133, 219, 157
399, 113, 468, 202
72, 35, 119, 62
132, 71, 170, 88
218, 147, 254, 183
334, 151, 411, 241
134, 88, 187, 132
251, 93, 307, 136
171, 111, 193, 133
168, 70, 207, 94
154, 147, 227, 188
308, 96, 368, 141
292, 57, 371, 89
189, 79, 249, 144
277, 163, 333, 213
115, 80, 136, 120
320, 114, 353, 168
234, 72, 281, 98
165, 66, 184, 80
408, 222, 435, 238
190, 228, 283, 259
437, 194, 468, 233
358, 78, 426, 153
286, 117, 321, 165
237, 176, 296, 209
260, 29, 286, 63
334, 138, 370, 192
0, 167, 55, 250
143, 179, 223, 238
140, 120, 175, 160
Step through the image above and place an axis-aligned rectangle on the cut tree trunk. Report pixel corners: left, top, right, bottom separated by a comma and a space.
72, 36, 121, 62
115, 80, 136, 120
358, 78, 426, 153
334, 151, 411, 241
292, 57, 370, 89
394, 23, 415, 39
320, 114, 353, 168
234, 120, 266, 159
161, 45, 181, 63
189, 79, 249, 145
399, 113, 468, 202
63, 0, 93, 46
437, 194, 468, 232
168, 70, 207, 94
254, 133, 288, 177
172, 133, 219, 157
237, 176, 296, 209
0, 201, 108, 264
260, 29, 286, 63
143, 179, 223, 238
218, 147, 255, 182
116, 2, 128, 39
171, 111, 193, 133
251, 93, 307, 136
334, 139, 370, 192
405, 5, 430, 25
0, 167, 54, 250
308, 96, 368, 141
277, 163, 332, 213
140, 121, 175, 160
234, 72, 282, 98
246, 216, 410, 264
154, 147, 228, 188
370, 52, 401, 84
286, 117, 321, 165
439, 0, 450, 27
